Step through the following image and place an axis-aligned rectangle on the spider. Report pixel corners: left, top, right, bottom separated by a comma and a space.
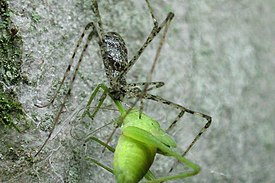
34, 1, 211, 175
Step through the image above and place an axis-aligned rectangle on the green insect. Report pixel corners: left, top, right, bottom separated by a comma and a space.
85, 99, 201, 183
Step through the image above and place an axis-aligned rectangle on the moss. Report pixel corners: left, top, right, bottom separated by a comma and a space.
0, 0, 25, 131
65, 151, 82, 183
31, 11, 41, 23
0, 90, 24, 132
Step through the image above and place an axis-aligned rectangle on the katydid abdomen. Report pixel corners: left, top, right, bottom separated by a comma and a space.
114, 134, 157, 183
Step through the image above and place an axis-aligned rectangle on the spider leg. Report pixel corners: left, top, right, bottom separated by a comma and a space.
35, 22, 96, 108
143, 93, 211, 151
34, 23, 99, 157
35, 0, 104, 109
122, 1, 174, 119
139, 17, 172, 116
116, 3, 174, 81
145, 0, 158, 27
126, 82, 164, 118
126, 81, 164, 92
133, 93, 211, 172
91, 0, 103, 40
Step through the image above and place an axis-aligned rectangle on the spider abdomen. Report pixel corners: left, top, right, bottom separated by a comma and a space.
102, 32, 128, 72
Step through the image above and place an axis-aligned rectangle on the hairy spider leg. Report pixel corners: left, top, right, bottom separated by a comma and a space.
34, 22, 99, 157
136, 10, 173, 118
34, 0, 108, 157
35, 22, 96, 108
135, 93, 212, 172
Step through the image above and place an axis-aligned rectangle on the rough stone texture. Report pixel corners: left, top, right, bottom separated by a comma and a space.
1, 0, 274, 182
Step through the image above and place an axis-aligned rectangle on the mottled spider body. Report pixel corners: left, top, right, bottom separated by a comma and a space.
101, 32, 128, 100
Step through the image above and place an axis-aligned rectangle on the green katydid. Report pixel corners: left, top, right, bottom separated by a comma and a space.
85, 98, 201, 183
